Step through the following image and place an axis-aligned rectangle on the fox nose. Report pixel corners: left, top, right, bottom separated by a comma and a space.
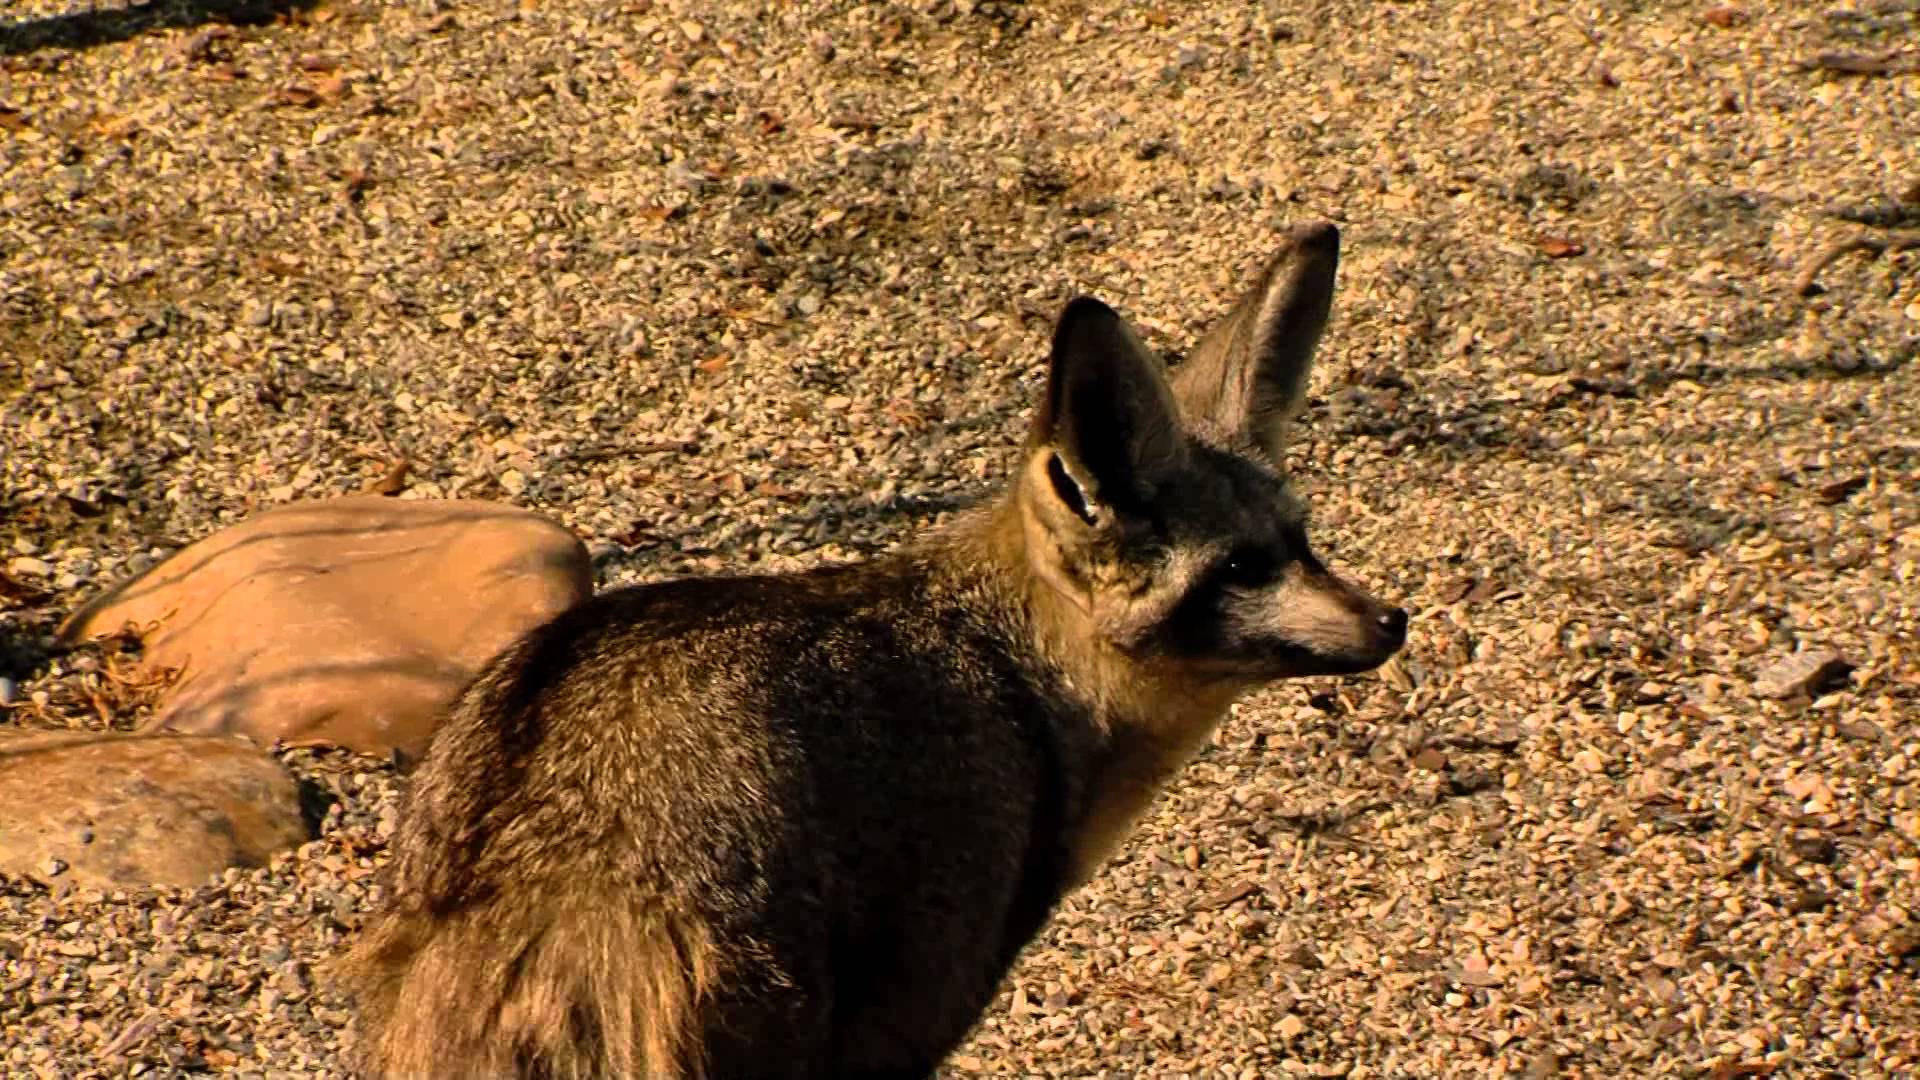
1377, 607, 1408, 647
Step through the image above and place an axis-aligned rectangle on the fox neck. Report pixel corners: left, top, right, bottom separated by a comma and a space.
919, 498, 1246, 888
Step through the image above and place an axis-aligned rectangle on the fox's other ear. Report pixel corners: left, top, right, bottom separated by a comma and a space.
1172, 221, 1340, 463
1028, 296, 1185, 531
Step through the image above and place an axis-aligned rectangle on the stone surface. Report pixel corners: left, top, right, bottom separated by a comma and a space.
1751, 649, 1854, 700
0, 731, 311, 891
59, 497, 592, 757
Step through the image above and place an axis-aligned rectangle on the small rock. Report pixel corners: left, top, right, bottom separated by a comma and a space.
1700, 5, 1746, 28
1789, 835, 1839, 864
1883, 927, 1920, 965
59, 496, 593, 757
7, 555, 52, 577
1789, 888, 1830, 914
0, 731, 310, 890
1815, 474, 1867, 504
0, 677, 15, 705
1751, 649, 1853, 699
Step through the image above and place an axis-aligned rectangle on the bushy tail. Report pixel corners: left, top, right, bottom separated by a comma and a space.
336, 891, 716, 1079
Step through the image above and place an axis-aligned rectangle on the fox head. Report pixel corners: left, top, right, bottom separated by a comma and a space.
1016, 222, 1406, 685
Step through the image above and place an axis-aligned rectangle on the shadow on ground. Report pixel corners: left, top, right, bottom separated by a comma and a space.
0, 0, 315, 56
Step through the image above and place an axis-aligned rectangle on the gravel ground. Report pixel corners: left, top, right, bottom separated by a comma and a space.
3, 0, 1918, 1075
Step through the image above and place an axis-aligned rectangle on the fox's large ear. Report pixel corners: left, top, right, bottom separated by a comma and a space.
1027, 296, 1185, 532
1172, 222, 1339, 463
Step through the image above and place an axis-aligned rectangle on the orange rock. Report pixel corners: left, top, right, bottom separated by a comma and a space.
0, 731, 310, 891
61, 497, 591, 758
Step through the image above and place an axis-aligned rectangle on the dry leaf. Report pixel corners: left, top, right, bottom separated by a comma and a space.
312, 73, 349, 103
270, 71, 347, 108
296, 54, 340, 73
723, 307, 784, 327
696, 354, 731, 374
1192, 880, 1260, 912
275, 83, 321, 108
1803, 50, 1916, 76
1700, 6, 1746, 29
1816, 474, 1867, 504
0, 106, 26, 132
1539, 236, 1586, 258
1466, 577, 1503, 603
252, 252, 304, 276
1708, 1063, 1776, 1079
365, 460, 410, 497
884, 400, 934, 428
827, 113, 882, 133
87, 113, 141, 140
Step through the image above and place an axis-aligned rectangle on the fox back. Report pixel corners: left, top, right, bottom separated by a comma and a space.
342, 222, 1406, 1079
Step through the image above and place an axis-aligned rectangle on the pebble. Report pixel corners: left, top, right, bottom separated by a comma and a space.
7, 556, 53, 578
1752, 649, 1854, 700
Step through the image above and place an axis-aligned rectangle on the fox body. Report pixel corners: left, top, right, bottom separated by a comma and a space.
345, 223, 1406, 1079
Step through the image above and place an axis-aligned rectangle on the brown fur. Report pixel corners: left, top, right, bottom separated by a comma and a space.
338, 222, 1406, 1079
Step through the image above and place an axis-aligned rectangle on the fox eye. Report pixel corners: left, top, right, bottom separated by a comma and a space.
1219, 545, 1278, 589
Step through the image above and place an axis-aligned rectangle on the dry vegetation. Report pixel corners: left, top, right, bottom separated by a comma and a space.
3, 0, 1918, 1076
